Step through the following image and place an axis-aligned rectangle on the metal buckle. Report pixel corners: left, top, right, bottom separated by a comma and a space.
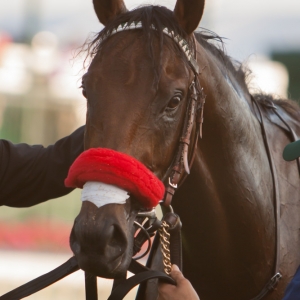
136, 208, 157, 219
267, 272, 282, 291
168, 177, 178, 189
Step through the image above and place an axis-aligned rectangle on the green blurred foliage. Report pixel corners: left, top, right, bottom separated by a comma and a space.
272, 51, 300, 104
0, 189, 81, 224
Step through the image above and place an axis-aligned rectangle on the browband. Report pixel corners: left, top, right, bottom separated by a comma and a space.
102, 21, 199, 74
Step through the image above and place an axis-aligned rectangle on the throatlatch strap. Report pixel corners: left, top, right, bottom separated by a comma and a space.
0, 256, 79, 300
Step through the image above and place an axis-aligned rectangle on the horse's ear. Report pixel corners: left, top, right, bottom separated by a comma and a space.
93, 0, 127, 25
174, 0, 205, 35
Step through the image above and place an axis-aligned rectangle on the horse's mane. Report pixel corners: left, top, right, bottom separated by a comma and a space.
83, 5, 300, 118
194, 31, 250, 93
253, 93, 300, 122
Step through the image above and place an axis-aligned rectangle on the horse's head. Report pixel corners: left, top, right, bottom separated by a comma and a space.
69, 0, 205, 278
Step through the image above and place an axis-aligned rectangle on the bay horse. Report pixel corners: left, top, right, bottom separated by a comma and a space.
69, 0, 300, 299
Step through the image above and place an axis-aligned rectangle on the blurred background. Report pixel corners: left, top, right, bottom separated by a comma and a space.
0, 0, 299, 299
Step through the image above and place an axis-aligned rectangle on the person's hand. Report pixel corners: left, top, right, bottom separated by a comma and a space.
157, 264, 200, 300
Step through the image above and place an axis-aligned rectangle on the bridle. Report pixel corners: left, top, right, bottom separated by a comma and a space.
108, 21, 206, 294
94, 21, 206, 207
2, 22, 300, 300
159, 40, 206, 207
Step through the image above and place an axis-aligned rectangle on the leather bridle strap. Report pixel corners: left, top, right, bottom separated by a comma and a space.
0, 257, 174, 300
250, 96, 300, 300
108, 260, 175, 300
264, 100, 300, 175
109, 271, 174, 300
250, 96, 282, 300
163, 36, 206, 207
0, 257, 79, 300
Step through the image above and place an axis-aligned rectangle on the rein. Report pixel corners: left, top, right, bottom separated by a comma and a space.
250, 96, 282, 299
249, 96, 300, 299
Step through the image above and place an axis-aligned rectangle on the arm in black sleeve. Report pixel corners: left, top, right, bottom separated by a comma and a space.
0, 126, 84, 207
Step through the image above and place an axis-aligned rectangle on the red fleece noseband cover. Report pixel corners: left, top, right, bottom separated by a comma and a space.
65, 148, 165, 208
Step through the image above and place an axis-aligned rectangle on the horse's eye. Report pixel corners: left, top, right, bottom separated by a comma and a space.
167, 96, 181, 109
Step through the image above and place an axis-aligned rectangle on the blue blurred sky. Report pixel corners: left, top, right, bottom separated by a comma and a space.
1, 0, 300, 61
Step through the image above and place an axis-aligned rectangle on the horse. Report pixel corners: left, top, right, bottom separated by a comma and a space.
68, 0, 300, 299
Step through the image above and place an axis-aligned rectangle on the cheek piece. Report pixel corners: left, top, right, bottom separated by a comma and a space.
65, 148, 165, 209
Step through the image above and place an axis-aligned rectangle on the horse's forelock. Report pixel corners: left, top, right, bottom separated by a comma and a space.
83, 5, 194, 87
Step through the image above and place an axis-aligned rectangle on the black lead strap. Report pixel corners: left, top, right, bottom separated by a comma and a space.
108, 271, 175, 300
108, 260, 175, 300
0, 211, 179, 300
0, 257, 175, 300
0, 256, 79, 300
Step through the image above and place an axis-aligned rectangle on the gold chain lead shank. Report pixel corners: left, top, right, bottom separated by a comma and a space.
159, 220, 172, 275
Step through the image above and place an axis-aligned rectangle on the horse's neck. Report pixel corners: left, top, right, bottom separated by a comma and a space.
171, 55, 277, 299
195, 49, 272, 203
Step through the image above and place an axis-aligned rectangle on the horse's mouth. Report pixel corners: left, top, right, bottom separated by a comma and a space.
82, 256, 126, 278
71, 242, 129, 278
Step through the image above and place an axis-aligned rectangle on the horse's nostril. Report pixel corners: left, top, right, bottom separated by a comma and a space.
70, 202, 134, 278
101, 224, 127, 261
105, 224, 127, 259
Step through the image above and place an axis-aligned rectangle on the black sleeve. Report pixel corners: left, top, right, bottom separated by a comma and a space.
0, 126, 84, 207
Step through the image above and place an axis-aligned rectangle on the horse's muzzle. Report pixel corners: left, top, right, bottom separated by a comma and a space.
69, 201, 136, 278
